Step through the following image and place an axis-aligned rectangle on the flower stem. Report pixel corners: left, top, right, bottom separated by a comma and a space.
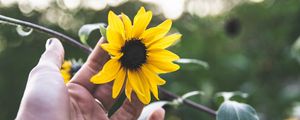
0, 14, 217, 117
0, 15, 92, 53
159, 88, 217, 116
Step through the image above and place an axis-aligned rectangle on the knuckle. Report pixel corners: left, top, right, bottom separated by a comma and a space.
29, 63, 60, 80
43, 49, 63, 61
122, 100, 143, 118
85, 61, 102, 74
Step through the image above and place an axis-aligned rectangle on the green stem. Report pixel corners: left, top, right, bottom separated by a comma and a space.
0, 14, 217, 117
0, 15, 92, 53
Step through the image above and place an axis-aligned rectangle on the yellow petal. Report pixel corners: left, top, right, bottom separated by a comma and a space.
142, 64, 166, 85
106, 27, 124, 48
128, 70, 149, 104
136, 89, 149, 104
140, 19, 172, 46
125, 79, 132, 101
144, 63, 167, 74
147, 49, 180, 62
121, 13, 132, 40
134, 7, 146, 24
112, 68, 126, 98
132, 11, 152, 38
108, 11, 125, 38
90, 59, 121, 84
148, 33, 182, 50
137, 70, 152, 103
143, 83, 151, 104
128, 70, 145, 98
61, 70, 71, 84
101, 43, 120, 56
140, 66, 162, 100
147, 60, 180, 73
61, 61, 72, 71
152, 85, 159, 100
111, 53, 123, 60
151, 85, 159, 100
127, 70, 151, 104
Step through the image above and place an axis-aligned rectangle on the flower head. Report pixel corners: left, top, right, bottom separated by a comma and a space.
60, 60, 82, 84
91, 7, 182, 104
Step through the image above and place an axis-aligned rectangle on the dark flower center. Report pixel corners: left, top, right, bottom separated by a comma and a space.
120, 39, 147, 70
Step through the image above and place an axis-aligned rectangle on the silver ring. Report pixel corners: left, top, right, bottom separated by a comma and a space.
94, 98, 108, 116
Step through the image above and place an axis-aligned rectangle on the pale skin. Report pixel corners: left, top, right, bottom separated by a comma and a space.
16, 38, 165, 120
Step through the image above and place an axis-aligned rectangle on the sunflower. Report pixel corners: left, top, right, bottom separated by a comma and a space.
91, 7, 182, 104
60, 60, 82, 84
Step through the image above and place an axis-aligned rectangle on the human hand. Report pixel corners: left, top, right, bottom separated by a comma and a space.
16, 38, 165, 120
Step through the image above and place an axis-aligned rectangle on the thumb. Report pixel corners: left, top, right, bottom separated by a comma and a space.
17, 38, 69, 119
28, 37, 65, 86
148, 108, 165, 120
39, 38, 64, 67
28, 38, 65, 84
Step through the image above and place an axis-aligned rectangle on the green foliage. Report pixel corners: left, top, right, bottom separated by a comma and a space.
291, 36, 300, 63
176, 58, 209, 69
0, 0, 300, 120
138, 91, 203, 120
78, 23, 106, 46
217, 101, 259, 120
215, 92, 249, 106
99, 24, 107, 39
216, 91, 258, 120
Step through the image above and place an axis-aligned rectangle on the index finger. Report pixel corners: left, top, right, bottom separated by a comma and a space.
69, 37, 109, 92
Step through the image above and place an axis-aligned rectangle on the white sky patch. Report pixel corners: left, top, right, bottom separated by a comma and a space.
187, 0, 241, 18
249, 0, 264, 3
82, 0, 107, 10
0, 0, 18, 7
1, 0, 264, 19
106, 0, 127, 7
63, 0, 81, 10
141, 0, 185, 20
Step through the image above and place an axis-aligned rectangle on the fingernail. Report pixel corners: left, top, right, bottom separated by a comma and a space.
45, 39, 53, 49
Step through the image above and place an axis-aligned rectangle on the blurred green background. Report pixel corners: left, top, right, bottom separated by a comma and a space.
1, 0, 300, 119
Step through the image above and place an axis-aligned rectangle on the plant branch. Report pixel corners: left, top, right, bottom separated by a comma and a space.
0, 15, 217, 117
0, 15, 92, 54
159, 88, 217, 116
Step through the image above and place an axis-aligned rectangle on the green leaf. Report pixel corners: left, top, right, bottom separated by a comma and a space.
216, 91, 249, 101
138, 101, 169, 120
138, 91, 203, 120
170, 91, 204, 108
78, 23, 106, 45
217, 101, 259, 120
291, 36, 300, 63
175, 58, 209, 69
99, 24, 107, 38
181, 91, 204, 100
